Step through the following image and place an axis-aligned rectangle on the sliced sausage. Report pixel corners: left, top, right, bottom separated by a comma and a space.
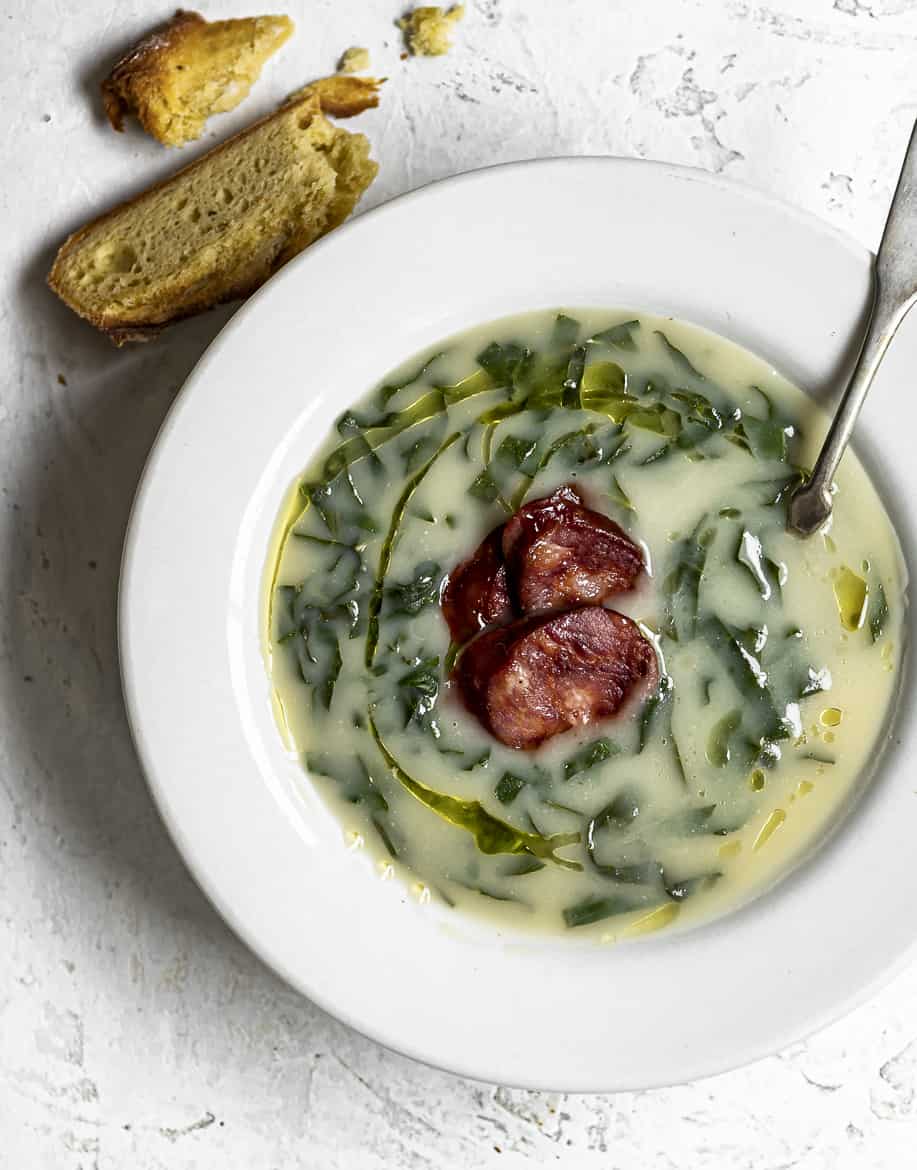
456, 605, 658, 749
441, 529, 514, 644
502, 484, 644, 614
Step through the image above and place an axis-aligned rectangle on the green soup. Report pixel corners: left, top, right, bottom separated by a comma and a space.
264, 310, 905, 937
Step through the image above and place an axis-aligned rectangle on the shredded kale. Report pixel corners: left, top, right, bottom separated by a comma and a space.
589, 319, 641, 351
563, 737, 620, 781
385, 561, 443, 616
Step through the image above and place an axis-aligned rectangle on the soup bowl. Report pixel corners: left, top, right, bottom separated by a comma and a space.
120, 158, 915, 1091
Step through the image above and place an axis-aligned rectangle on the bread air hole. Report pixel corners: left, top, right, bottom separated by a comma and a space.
90, 241, 137, 276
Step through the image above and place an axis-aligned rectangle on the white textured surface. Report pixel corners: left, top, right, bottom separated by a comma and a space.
1, 0, 916, 1164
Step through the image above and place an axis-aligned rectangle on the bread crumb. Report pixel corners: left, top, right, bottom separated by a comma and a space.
397, 5, 464, 56
101, 10, 294, 147
289, 75, 383, 118
338, 46, 370, 73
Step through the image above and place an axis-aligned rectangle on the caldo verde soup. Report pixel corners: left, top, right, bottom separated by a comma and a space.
265, 310, 905, 937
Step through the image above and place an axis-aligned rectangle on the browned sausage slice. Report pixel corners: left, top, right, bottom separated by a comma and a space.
502, 484, 644, 614
455, 605, 658, 749
441, 529, 514, 644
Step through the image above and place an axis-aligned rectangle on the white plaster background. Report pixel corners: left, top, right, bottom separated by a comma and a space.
2, 0, 917, 1165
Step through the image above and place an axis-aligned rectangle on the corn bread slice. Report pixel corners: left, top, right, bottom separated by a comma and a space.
48, 95, 377, 343
102, 9, 294, 147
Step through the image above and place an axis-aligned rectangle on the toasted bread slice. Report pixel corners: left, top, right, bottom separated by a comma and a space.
48, 95, 377, 343
291, 74, 384, 118
102, 9, 294, 147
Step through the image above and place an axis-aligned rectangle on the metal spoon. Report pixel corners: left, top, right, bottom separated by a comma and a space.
788, 120, 917, 537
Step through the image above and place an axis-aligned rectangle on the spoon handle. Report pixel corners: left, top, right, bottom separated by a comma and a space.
788, 120, 917, 537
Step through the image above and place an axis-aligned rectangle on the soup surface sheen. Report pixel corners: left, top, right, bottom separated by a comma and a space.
265, 310, 905, 937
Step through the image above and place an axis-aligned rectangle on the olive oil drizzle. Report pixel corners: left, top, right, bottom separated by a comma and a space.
369, 714, 583, 868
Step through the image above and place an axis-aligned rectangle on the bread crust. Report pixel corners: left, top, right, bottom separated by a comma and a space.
47, 94, 376, 344
102, 10, 204, 134
101, 9, 293, 145
291, 74, 384, 118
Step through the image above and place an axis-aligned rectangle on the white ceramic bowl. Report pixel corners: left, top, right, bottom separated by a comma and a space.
120, 159, 914, 1091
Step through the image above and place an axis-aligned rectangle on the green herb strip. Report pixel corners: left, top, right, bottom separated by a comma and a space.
563, 894, 639, 928
476, 341, 530, 385
306, 754, 398, 856
496, 435, 540, 473
386, 561, 443, 616
741, 416, 787, 462
510, 426, 599, 510
443, 640, 461, 675
706, 708, 742, 768
322, 372, 492, 481
869, 582, 889, 643
502, 856, 546, 877
494, 773, 526, 805
378, 352, 446, 404
584, 791, 641, 874
636, 674, 687, 786
664, 520, 712, 641
397, 657, 440, 727
609, 473, 635, 512
697, 616, 785, 743
563, 345, 587, 409
365, 432, 461, 667
581, 387, 681, 438
664, 871, 722, 901
655, 330, 705, 380
563, 737, 620, 781
551, 314, 580, 347
316, 636, 342, 709
588, 320, 641, 351
468, 469, 502, 502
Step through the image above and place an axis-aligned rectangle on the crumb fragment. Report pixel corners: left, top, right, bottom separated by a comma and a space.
289, 74, 383, 118
57, 373, 67, 386
338, 46, 370, 73
397, 5, 464, 56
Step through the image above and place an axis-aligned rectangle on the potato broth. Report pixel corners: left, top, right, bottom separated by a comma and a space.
265, 310, 905, 936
